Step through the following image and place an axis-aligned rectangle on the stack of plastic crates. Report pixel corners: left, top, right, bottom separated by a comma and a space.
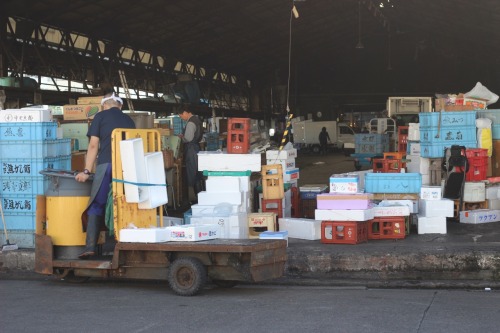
205, 132, 220, 151
167, 114, 186, 135
0, 120, 72, 248
354, 133, 389, 154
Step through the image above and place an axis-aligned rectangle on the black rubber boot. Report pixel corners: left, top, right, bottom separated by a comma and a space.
79, 215, 102, 259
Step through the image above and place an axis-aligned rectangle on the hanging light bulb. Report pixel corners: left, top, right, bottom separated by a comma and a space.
356, 0, 364, 49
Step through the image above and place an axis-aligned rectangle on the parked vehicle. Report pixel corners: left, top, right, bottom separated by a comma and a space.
292, 120, 356, 154
387, 97, 433, 126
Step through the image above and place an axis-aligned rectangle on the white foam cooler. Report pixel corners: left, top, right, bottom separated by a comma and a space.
417, 215, 447, 234
418, 199, 454, 217
120, 227, 170, 243
278, 218, 321, 240
314, 208, 374, 221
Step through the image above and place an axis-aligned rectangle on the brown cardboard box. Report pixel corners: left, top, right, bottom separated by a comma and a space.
77, 96, 104, 105
63, 104, 103, 120
71, 151, 86, 171
435, 98, 476, 111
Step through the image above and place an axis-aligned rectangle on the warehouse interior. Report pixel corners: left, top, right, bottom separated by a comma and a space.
2, 0, 500, 119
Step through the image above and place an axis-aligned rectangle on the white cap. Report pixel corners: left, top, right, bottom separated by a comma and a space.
101, 92, 123, 106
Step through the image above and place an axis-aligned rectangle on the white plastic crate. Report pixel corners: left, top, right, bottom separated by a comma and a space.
120, 138, 148, 203
138, 152, 168, 209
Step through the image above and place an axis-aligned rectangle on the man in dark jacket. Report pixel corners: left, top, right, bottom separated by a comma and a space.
177, 104, 204, 204
318, 126, 331, 155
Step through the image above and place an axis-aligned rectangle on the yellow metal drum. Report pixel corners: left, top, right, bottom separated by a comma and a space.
46, 196, 88, 246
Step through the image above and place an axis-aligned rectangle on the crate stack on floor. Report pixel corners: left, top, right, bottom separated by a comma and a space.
260, 147, 299, 219
0, 107, 71, 248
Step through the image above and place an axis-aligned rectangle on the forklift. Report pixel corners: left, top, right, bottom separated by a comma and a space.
35, 129, 287, 296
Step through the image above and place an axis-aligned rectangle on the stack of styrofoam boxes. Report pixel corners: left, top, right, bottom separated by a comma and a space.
0, 108, 72, 248
419, 111, 477, 159
315, 173, 374, 244
192, 151, 262, 239
417, 185, 454, 234
266, 147, 299, 188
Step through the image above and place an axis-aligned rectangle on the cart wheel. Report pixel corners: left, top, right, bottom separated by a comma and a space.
168, 257, 207, 296
213, 280, 239, 288
54, 268, 90, 283
354, 161, 362, 171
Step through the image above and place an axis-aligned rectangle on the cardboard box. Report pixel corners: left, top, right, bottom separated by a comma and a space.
63, 104, 103, 120
77, 96, 104, 105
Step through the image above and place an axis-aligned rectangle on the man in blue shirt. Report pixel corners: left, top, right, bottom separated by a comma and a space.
75, 92, 136, 259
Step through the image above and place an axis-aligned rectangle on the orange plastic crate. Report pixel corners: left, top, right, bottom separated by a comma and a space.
321, 221, 368, 245
372, 158, 403, 173
368, 216, 406, 240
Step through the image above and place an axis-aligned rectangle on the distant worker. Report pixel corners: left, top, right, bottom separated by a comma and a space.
177, 104, 204, 204
318, 126, 331, 155
75, 92, 136, 259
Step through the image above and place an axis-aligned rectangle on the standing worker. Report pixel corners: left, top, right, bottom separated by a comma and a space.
75, 92, 136, 259
318, 126, 331, 155
177, 104, 204, 204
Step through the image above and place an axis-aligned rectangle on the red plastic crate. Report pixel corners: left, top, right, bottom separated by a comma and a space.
321, 221, 368, 245
368, 216, 406, 240
227, 118, 251, 154
261, 198, 283, 219
464, 148, 488, 158
300, 198, 316, 219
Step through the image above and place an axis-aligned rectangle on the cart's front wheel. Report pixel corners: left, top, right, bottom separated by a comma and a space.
168, 257, 207, 296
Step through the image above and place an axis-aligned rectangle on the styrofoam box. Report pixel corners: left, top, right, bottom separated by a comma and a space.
315, 208, 374, 221
459, 209, 500, 224
488, 199, 500, 210
189, 213, 248, 239
158, 216, 184, 226
138, 152, 168, 209
407, 142, 421, 156
206, 177, 240, 193
207, 175, 250, 192
417, 215, 447, 234
420, 186, 442, 200
266, 158, 295, 171
259, 231, 288, 246
198, 191, 242, 205
377, 200, 418, 213
408, 123, 420, 141
0, 108, 52, 122
266, 148, 297, 160
421, 174, 430, 186
463, 182, 486, 202
191, 203, 241, 216
373, 205, 410, 217
284, 168, 300, 182
418, 199, 454, 218
120, 138, 148, 203
120, 227, 170, 243
278, 217, 321, 240
329, 173, 359, 194
198, 151, 262, 172
486, 186, 500, 200
167, 224, 220, 241
406, 156, 429, 175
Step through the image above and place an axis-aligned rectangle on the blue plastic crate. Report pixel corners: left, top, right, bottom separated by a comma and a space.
1, 213, 36, 230
300, 191, 322, 199
2, 194, 37, 213
0, 139, 63, 159
365, 173, 422, 194
183, 209, 192, 225
420, 126, 476, 144
419, 111, 477, 128
1, 155, 71, 176
0, 122, 58, 140
1, 175, 49, 195
57, 139, 72, 156
355, 133, 389, 145
0, 229, 35, 248
420, 140, 477, 158
355, 142, 389, 154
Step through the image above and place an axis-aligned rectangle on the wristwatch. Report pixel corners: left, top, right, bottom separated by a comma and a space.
83, 169, 91, 175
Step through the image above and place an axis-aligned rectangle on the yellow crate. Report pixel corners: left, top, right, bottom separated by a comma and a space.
248, 212, 276, 239
262, 164, 284, 199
